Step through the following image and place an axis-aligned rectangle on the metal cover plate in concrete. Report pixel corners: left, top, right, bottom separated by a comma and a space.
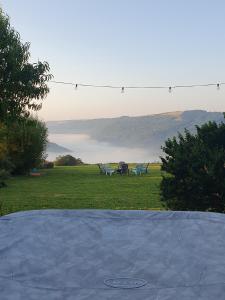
0, 210, 225, 299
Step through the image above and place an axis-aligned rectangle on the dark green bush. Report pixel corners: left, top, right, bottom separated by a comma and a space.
7, 117, 48, 174
54, 155, 83, 166
0, 151, 13, 188
161, 121, 225, 212
0, 169, 9, 188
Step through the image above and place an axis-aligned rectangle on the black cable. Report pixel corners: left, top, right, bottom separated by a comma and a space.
50, 80, 225, 90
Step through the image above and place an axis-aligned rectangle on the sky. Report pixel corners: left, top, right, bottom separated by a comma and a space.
1, 0, 225, 121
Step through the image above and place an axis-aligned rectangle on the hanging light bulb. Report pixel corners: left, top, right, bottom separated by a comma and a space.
217, 83, 220, 90
169, 86, 172, 93
121, 87, 125, 93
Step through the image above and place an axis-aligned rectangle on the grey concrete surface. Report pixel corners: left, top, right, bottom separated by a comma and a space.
0, 210, 225, 299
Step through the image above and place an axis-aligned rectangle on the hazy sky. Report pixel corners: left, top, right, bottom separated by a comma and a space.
1, 0, 225, 120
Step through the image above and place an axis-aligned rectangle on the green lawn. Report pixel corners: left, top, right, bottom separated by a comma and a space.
0, 164, 164, 216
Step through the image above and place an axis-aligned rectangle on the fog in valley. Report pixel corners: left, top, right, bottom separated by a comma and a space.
47, 133, 159, 164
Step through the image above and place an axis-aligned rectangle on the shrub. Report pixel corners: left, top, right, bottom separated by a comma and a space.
160, 120, 225, 212
0, 123, 13, 186
0, 169, 9, 188
7, 117, 48, 174
54, 155, 83, 166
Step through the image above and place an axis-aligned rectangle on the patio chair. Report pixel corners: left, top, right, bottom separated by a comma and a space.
103, 164, 115, 176
97, 164, 115, 176
131, 163, 148, 175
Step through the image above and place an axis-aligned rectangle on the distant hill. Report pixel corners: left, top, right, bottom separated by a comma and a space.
47, 110, 225, 156
47, 142, 72, 153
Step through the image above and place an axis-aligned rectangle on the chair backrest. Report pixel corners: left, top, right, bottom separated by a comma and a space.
121, 163, 128, 174
97, 163, 105, 174
145, 163, 150, 173
118, 161, 126, 168
136, 164, 144, 172
136, 163, 143, 168
136, 163, 150, 173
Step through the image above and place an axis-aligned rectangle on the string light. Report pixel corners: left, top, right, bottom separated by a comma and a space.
50, 80, 225, 92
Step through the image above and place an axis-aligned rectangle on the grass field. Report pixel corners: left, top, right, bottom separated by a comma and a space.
0, 164, 164, 216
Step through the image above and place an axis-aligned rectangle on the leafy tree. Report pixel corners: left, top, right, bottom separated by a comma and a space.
0, 8, 52, 123
54, 155, 84, 166
161, 120, 225, 212
0, 8, 51, 177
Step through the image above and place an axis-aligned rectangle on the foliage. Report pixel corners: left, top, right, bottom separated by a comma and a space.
161, 121, 225, 212
0, 124, 7, 171
6, 117, 48, 174
0, 8, 52, 123
0, 8, 51, 178
0, 123, 7, 158
54, 155, 84, 166
0, 169, 8, 187
0, 122, 12, 186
